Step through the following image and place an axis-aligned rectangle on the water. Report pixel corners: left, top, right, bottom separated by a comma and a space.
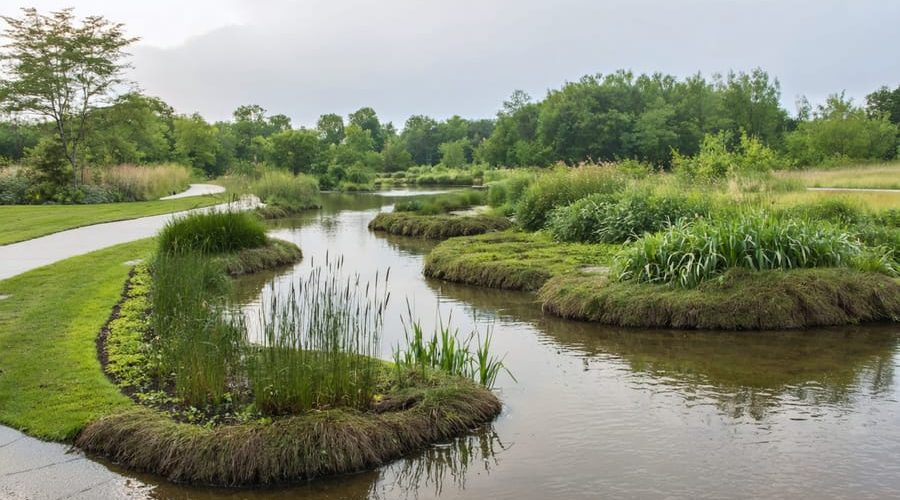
100, 192, 900, 498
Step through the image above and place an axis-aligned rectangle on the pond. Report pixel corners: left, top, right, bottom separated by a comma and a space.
111, 191, 900, 499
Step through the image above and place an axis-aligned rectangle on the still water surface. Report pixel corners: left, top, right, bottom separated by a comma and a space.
111, 191, 900, 499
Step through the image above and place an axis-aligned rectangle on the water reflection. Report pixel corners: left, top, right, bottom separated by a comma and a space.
144, 190, 900, 499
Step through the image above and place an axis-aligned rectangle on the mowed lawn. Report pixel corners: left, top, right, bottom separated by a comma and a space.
0, 239, 153, 440
0, 196, 224, 246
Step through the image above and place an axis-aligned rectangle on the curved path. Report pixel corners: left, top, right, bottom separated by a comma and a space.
0, 196, 258, 499
159, 182, 226, 200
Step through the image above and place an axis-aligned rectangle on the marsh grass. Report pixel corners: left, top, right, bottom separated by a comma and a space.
515, 165, 627, 230
150, 253, 240, 406
368, 212, 512, 240
158, 210, 268, 255
394, 190, 485, 215
251, 171, 320, 212
247, 256, 390, 415
93, 164, 191, 201
614, 211, 891, 288
393, 304, 512, 389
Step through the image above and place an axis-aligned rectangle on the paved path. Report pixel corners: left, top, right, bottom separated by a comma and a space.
159, 183, 225, 200
0, 195, 258, 498
0, 196, 257, 281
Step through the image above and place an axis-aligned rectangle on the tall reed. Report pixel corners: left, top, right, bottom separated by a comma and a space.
97, 163, 191, 201
251, 170, 320, 212
247, 256, 390, 415
158, 210, 268, 255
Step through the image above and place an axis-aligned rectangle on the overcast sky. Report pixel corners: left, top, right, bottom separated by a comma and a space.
6, 0, 900, 127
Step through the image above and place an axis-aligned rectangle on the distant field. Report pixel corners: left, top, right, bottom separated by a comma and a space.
773, 189, 900, 211
0, 196, 223, 246
779, 162, 900, 190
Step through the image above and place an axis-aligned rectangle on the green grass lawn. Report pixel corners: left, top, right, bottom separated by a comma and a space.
0, 239, 154, 440
0, 196, 224, 246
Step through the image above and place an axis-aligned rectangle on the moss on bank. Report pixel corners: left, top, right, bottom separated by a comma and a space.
368, 212, 512, 240
538, 268, 900, 329
423, 231, 616, 291
77, 376, 500, 486
218, 238, 302, 275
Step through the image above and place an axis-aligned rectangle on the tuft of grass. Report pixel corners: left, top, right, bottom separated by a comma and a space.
614, 211, 893, 288
251, 171, 320, 213
424, 231, 617, 291
94, 163, 192, 201
515, 165, 627, 230
539, 268, 900, 329
157, 210, 268, 255
218, 238, 302, 276
393, 307, 512, 389
393, 190, 486, 215
247, 256, 389, 415
368, 212, 512, 240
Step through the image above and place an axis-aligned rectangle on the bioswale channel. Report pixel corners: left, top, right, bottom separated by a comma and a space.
7, 189, 900, 499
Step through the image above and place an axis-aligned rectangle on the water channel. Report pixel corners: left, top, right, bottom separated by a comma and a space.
93, 191, 900, 498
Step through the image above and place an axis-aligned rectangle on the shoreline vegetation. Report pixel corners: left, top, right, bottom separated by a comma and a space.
368, 212, 512, 240
421, 162, 899, 330
0, 211, 502, 486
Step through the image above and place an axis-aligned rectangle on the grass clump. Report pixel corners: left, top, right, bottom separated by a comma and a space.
394, 310, 512, 389
158, 210, 268, 255
539, 268, 900, 329
393, 190, 485, 215
614, 211, 893, 288
218, 238, 302, 276
515, 165, 626, 230
97, 164, 192, 201
424, 231, 617, 291
247, 257, 388, 415
368, 212, 512, 240
547, 189, 710, 243
250, 171, 320, 214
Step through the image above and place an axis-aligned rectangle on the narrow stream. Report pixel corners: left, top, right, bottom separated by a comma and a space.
104, 191, 900, 499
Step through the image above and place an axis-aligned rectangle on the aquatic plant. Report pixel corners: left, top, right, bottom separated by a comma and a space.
250, 170, 320, 212
393, 189, 485, 215
247, 256, 390, 415
515, 165, 626, 230
614, 211, 893, 288
368, 212, 512, 240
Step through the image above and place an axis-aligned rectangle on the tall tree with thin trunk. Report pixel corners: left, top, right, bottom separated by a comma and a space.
0, 8, 137, 186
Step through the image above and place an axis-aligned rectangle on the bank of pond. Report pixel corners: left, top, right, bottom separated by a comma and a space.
75, 210, 504, 486
368, 165, 900, 330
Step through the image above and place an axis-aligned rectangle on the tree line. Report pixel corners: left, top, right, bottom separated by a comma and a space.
1, 8, 898, 194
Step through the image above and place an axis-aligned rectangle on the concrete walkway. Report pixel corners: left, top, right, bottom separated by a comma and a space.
0, 195, 259, 498
159, 183, 226, 200
0, 196, 258, 281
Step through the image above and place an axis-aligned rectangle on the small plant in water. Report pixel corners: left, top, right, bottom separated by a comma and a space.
393, 302, 514, 389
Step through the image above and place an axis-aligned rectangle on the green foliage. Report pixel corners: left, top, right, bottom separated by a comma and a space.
248, 258, 388, 415
393, 190, 485, 215
173, 114, 223, 176
250, 170, 320, 212
268, 129, 322, 175
84, 93, 174, 166
547, 189, 711, 243
672, 131, 789, 181
515, 165, 626, 230
424, 231, 617, 291
866, 84, 900, 125
157, 211, 268, 255
439, 139, 468, 168
104, 265, 153, 389
539, 268, 900, 329
785, 94, 898, 166
393, 308, 512, 389
368, 212, 512, 239
149, 253, 240, 406
614, 211, 891, 288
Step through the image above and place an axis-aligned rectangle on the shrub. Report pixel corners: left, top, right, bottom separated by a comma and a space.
250, 170, 319, 212
614, 211, 889, 288
485, 171, 534, 208
516, 165, 626, 230
547, 189, 710, 243
0, 167, 31, 204
158, 211, 268, 255
673, 132, 790, 181
97, 164, 191, 201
